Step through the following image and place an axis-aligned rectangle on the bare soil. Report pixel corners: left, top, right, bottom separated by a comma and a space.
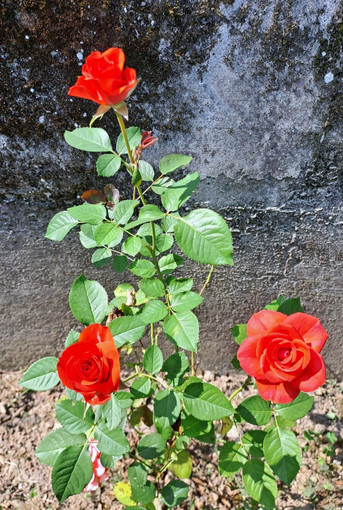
1, 370, 342, 510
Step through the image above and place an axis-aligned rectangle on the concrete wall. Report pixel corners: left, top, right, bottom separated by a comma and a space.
1, 0, 342, 376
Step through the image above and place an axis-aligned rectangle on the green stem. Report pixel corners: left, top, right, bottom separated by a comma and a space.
122, 372, 141, 384
157, 458, 174, 480
191, 352, 195, 376
199, 265, 214, 296
115, 111, 135, 166
150, 323, 154, 346
228, 376, 252, 402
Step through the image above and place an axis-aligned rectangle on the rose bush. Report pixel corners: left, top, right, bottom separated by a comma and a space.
68, 47, 137, 106
57, 323, 120, 405
237, 310, 328, 403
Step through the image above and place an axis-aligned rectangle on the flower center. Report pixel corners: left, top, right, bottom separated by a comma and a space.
278, 347, 290, 361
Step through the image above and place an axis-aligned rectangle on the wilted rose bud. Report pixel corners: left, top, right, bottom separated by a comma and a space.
83, 439, 110, 492
139, 131, 158, 150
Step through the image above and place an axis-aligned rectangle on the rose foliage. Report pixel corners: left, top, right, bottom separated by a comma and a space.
20, 48, 328, 509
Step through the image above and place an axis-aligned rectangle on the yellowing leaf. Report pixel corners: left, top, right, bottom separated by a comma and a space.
114, 482, 136, 506
168, 450, 192, 479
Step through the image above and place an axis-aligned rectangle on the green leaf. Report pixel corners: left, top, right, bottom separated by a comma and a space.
132, 167, 142, 187
219, 441, 248, 478
139, 278, 165, 298
79, 224, 97, 249
139, 160, 154, 181
182, 378, 234, 420
169, 450, 192, 479
108, 316, 146, 348
231, 324, 247, 345
65, 329, 79, 348
174, 209, 233, 265
143, 345, 164, 374
130, 376, 152, 399
45, 211, 78, 242
56, 399, 94, 434
277, 297, 304, 315
263, 426, 301, 484
69, 274, 108, 325
158, 253, 184, 274
161, 212, 180, 233
116, 126, 141, 154
100, 452, 120, 468
138, 204, 165, 222
236, 396, 272, 426
154, 389, 181, 429
161, 480, 189, 507
129, 259, 156, 278
155, 233, 174, 253
167, 277, 193, 295
242, 430, 266, 458
116, 391, 134, 408
275, 392, 314, 420
52, 445, 93, 502
113, 254, 128, 273
102, 394, 122, 430
92, 247, 112, 267
35, 429, 86, 466
123, 237, 142, 256
64, 127, 112, 152
159, 154, 192, 175
152, 176, 175, 195
94, 222, 122, 246
131, 481, 156, 505
242, 459, 277, 509
265, 295, 286, 311
96, 153, 121, 177
110, 200, 139, 225
67, 203, 106, 225
138, 300, 168, 324
163, 352, 189, 387
137, 433, 166, 459
20, 357, 59, 391
128, 462, 148, 488
181, 414, 214, 443
164, 311, 199, 352
94, 422, 130, 456
170, 291, 203, 312
161, 172, 199, 211
115, 283, 134, 298
65, 388, 84, 401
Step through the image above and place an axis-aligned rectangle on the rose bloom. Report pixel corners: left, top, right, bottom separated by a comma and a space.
57, 324, 120, 405
68, 47, 137, 106
83, 440, 109, 493
237, 310, 328, 403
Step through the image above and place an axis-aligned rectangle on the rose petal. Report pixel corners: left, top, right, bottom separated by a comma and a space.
255, 380, 300, 404
247, 310, 287, 336
297, 348, 326, 392
284, 313, 328, 352
237, 335, 265, 379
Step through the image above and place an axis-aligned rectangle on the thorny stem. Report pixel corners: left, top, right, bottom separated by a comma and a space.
199, 265, 215, 296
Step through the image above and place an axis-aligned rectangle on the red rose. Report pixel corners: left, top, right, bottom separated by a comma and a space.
57, 324, 120, 405
68, 47, 137, 106
237, 310, 328, 403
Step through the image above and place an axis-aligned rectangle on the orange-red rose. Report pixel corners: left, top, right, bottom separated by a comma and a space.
57, 324, 120, 405
237, 310, 328, 403
68, 47, 137, 106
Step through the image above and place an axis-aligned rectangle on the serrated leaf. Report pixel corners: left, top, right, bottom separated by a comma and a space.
139, 278, 165, 298
56, 399, 94, 434
159, 154, 192, 175
138, 300, 168, 325
169, 450, 192, 479
155, 233, 174, 253
161, 212, 180, 232
236, 396, 272, 426
20, 357, 59, 391
45, 211, 78, 242
174, 209, 233, 265
67, 203, 106, 225
101, 394, 122, 430
116, 126, 141, 154
94, 222, 122, 246
182, 378, 234, 420
139, 160, 154, 181
154, 389, 181, 430
64, 127, 112, 152
181, 414, 214, 442
152, 176, 175, 195
275, 392, 314, 420
92, 247, 112, 267
35, 429, 86, 466
130, 376, 152, 398
65, 329, 79, 348
52, 445, 93, 502
163, 351, 189, 386
219, 441, 248, 478
143, 345, 164, 374
69, 274, 108, 325
242, 459, 277, 508
110, 200, 139, 225
94, 422, 130, 456
277, 297, 304, 315
131, 480, 155, 504
167, 277, 193, 295
96, 153, 121, 177
161, 480, 189, 507
164, 311, 199, 352
242, 430, 266, 458
263, 426, 301, 484
79, 224, 97, 249
108, 316, 146, 348
128, 462, 148, 488
158, 253, 184, 274
113, 254, 128, 273
129, 259, 156, 278
137, 433, 166, 459
161, 172, 199, 211
170, 291, 203, 312
123, 237, 142, 256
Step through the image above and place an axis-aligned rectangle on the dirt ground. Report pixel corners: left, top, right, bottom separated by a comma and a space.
1, 370, 342, 510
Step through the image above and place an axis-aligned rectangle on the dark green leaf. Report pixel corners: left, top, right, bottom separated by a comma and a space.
275, 392, 314, 420
128, 462, 148, 488
113, 255, 128, 273
64, 127, 112, 152
181, 414, 214, 442
35, 429, 86, 466
45, 211, 78, 242
182, 378, 234, 420
154, 389, 181, 428
131, 481, 155, 504
55, 399, 94, 434
129, 259, 156, 278
102, 394, 122, 430
139, 278, 165, 298
219, 441, 248, 478
164, 311, 199, 352
231, 324, 247, 346
161, 172, 199, 211
263, 426, 301, 484
236, 396, 272, 426
161, 480, 189, 507
143, 345, 164, 374
108, 316, 146, 348
130, 376, 152, 399
242, 459, 277, 508
138, 300, 168, 325
163, 351, 189, 386
52, 445, 93, 502
94, 422, 130, 456
277, 297, 304, 315
20, 357, 59, 391
264, 296, 286, 311
69, 274, 108, 325
242, 430, 266, 458
132, 167, 142, 187
137, 433, 166, 459
159, 154, 192, 175
170, 291, 203, 312
92, 247, 112, 267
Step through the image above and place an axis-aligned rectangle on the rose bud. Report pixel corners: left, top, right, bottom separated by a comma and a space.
139, 131, 158, 149
68, 47, 137, 106
57, 324, 120, 405
237, 310, 328, 404
83, 440, 109, 493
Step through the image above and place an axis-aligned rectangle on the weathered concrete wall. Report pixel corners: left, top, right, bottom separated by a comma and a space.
1, 0, 342, 376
